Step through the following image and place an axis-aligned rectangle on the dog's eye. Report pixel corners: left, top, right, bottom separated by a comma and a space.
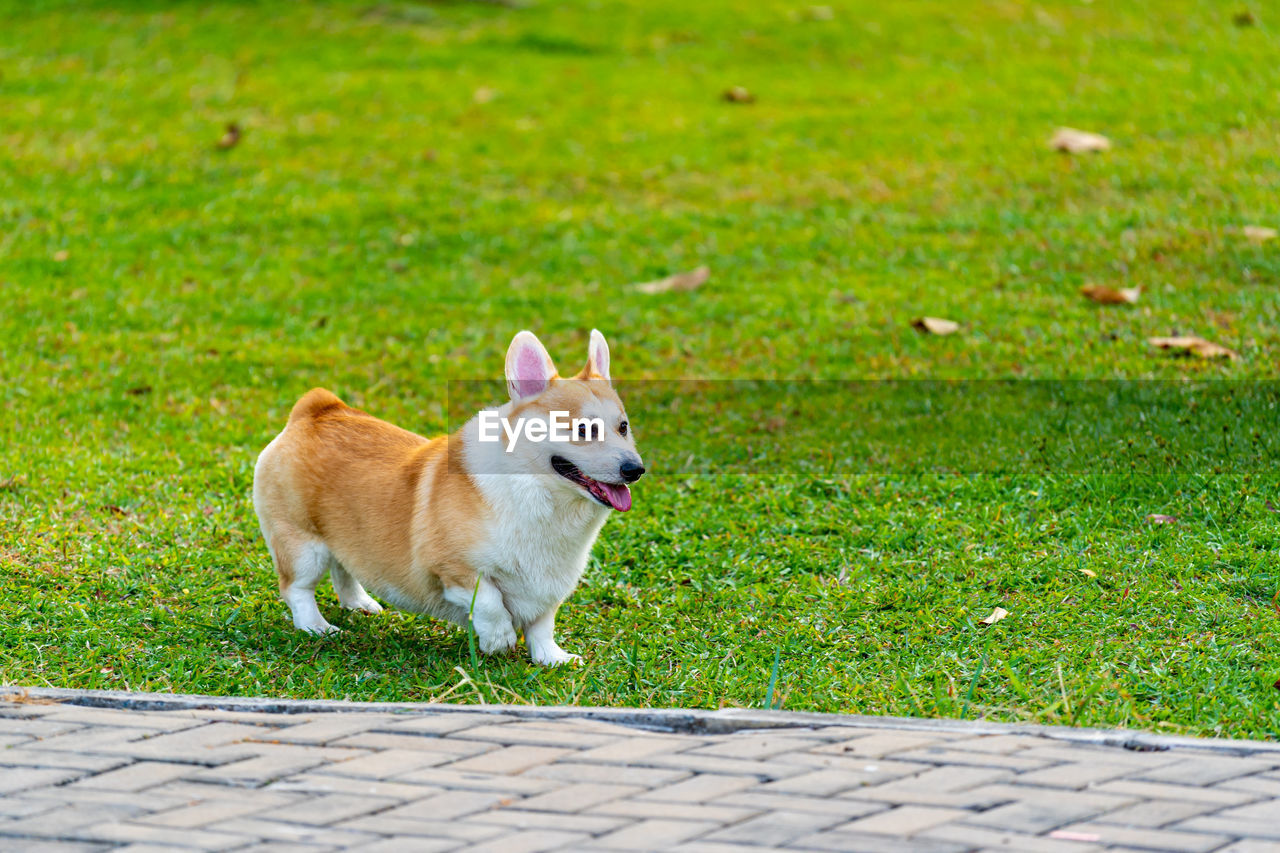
619, 420, 629, 437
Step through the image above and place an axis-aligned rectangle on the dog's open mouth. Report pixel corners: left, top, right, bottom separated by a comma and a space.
551, 456, 631, 512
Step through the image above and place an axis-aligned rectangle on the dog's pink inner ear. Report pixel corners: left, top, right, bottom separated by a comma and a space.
588, 330, 611, 380
512, 346, 550, 398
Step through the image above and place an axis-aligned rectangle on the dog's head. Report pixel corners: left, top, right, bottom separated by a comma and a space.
498, 329, 643, 512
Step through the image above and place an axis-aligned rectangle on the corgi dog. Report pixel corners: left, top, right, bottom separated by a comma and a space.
252, 330, 643, 666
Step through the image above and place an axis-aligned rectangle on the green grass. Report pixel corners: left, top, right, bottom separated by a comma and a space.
2, 0, 1278, 738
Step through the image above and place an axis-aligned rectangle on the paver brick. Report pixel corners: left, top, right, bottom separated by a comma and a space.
330, 732, 497, 757
574, 736, 701, 764
521, 760, 688, 787
380, 790, 511, 821
636, 753, 811, 780
792, 829, 971, 853
392, 767, 561, 795
376, 713, 516, 735
0, 805, 134, 839
811, 732, 948, 758
1016, 760, 1149, 789
713, 791, 884, 818
1056, 821, 1229, 853
593, 818, 717, 849
445, 745, 573, 774
270, 715, 395, 744
78, 820, 253, 850
42, 706, 207, 732
946, 734, 1045, 754
1216, 775, 1280, 797
1092, 778, 1260, 805
1135, 756, 1279, 786
318, 748, 455, 779
515, 782, 644, 813
0, 796, 60, 819
19, 786, 189, 814
336, 814, 505, 842
191, 746, 356, 787
758, 768, 883, 796
355, 838, 460, 853
94, 723, 269, 764
0, 747, 132, 771
447, 722, 619, 749
890, 746, 1053, 772
690, 734, 826, 760
703, 809, 847, 846
1215, 843, 1280, 853
839, 804, 972, 837
919, 821, 1107, 853
462, 828, 590, 853
268, 772, 443, 800
467, 807, 629, 834
68, 760, 196, 792
962, 785, 1136, 834
210, 816, 383, 846
263, 793, 399, 826
636, 773, 758, 802
0, 765, 87, 793
1093, 798, 1221, 827
141, 796, 281, 828
589, 798, 760, 823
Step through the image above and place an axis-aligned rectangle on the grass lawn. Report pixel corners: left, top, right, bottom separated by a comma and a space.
2, 0, 1278, 738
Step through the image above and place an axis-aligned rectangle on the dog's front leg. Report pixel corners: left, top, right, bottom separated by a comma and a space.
444, 577, 517, 655
524, 607, 581, 667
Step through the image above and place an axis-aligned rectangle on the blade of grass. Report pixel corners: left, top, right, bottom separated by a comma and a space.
764, 648, 781, 710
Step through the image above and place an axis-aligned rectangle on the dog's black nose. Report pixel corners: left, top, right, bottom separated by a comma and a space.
619, 460, 645, 483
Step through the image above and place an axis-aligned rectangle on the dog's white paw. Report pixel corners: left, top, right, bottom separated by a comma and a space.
297, 619, 340, 635
477, 620, 518, 655
531, 645, 582, 667
340, 594, 383, 615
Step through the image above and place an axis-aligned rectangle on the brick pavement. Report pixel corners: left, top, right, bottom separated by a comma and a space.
1, 688, 1278, 852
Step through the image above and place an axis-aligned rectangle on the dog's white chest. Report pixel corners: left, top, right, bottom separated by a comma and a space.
471, 474, 609, 626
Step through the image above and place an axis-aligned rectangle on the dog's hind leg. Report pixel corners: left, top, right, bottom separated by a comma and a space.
268, 529, 339, 635
330, 562, 384, 615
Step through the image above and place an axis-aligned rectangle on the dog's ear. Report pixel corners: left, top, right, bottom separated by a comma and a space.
505, 331, 558, 402
577, 328, 611, 382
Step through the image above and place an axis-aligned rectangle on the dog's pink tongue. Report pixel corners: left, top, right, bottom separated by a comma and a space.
601, 482, 631, 512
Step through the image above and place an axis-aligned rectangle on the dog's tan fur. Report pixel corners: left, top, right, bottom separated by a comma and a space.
256, 388, 484, 608
252, 330, 642, 665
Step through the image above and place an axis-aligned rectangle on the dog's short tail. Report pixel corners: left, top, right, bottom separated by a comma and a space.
288, 388, 345, 424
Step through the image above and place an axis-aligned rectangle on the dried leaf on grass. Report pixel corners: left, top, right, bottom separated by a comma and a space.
1080, 284, 1139, 305
979, 607, 1009, 626
633, 265, 710, 295
912, 316, 959, 336
5, 688, 61, 706
217, 122, 242, 150
1049, 127, 1111, 153
1079, 568, 1097, 577
722, 86, 755, 103
52, 250, 70, 262
1148, 336, 1238, 360
1146, 513, 1178, 524
1242, 225, 1277, 243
